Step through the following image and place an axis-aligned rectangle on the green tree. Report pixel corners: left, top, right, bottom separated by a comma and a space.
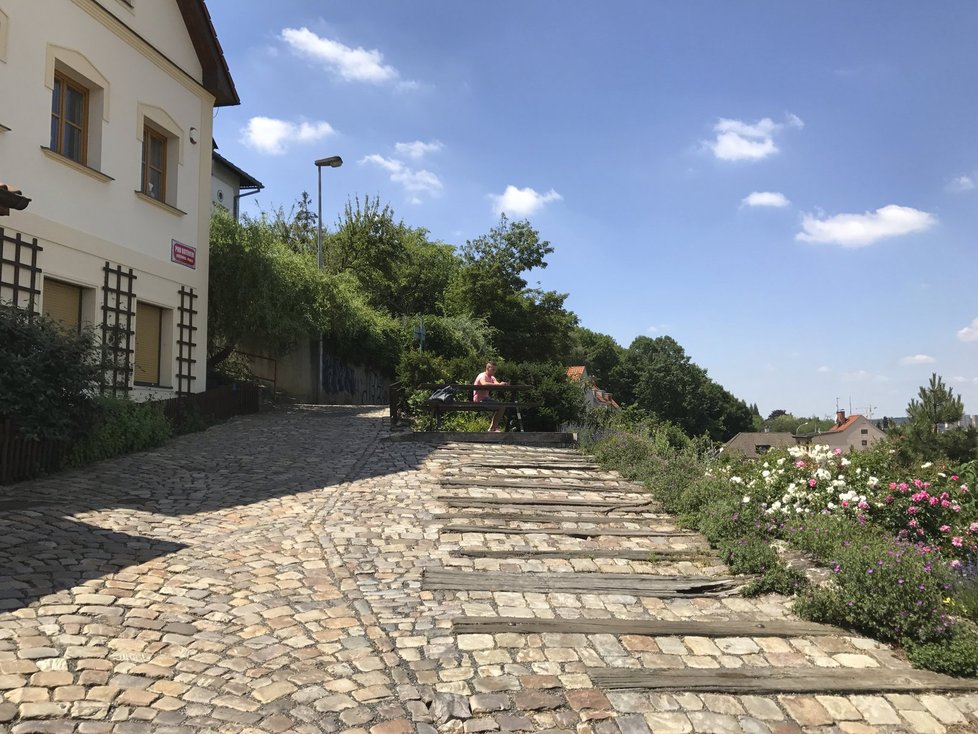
444, 215, 578, 362
907, 373, 964, 433
566, 327, 624, 384
609, 335, 752, 441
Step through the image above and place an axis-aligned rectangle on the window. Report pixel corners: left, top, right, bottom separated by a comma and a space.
51, 72, 88, 164
755, 445, 770, 455
141, 126, 167, 201
134, 302, 162, 386
861, 440, 868, 447
43, 279, 83, 334
860, 428, 868, 435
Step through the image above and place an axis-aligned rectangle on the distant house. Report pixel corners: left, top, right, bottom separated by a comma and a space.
724, 432, 797, 459
807, 411, 886, 452
566, 366, 619, 411
211, 148, 262, 220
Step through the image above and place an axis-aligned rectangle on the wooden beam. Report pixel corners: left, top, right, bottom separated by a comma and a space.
434, 512, 672, 524
437, 496, 657, 511
440, 525, 690, 538
456, 548, 712, 561
423, 569, 739, 596
587, 667, 978, 694
440, 478, 648, 493
452, 616, 840, 637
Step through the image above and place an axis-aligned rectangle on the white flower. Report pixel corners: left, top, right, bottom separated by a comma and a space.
921, 462, 933, 469
762, 470, 771, 478
777, 457, 786, 466
742, 495, 751, 504
867, 476, 879, 487
840, 457, 850, 467
730, 476, 744, 485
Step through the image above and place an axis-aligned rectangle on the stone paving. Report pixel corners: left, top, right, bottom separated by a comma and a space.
1, 406, 978, 733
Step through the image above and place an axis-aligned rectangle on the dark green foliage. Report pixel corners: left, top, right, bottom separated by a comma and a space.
887, 422, 978, 465
904, 623, 978, 677
496, 361, 582, 431
907, 373, 964, 433
64, 397, 172, 467
609, 335, 752, 441
565, 327, 624, 385
0, 305, 100, 440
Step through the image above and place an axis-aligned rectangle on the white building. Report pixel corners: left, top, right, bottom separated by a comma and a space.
0, 0, 238, 398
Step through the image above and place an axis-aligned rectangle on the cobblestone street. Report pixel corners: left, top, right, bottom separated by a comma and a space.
2, 406, 978, 733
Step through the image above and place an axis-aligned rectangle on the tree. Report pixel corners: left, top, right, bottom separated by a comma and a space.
609, 335, 752, 441
444, 215, 578, 362
907, 373, 964, 433
566, 327, 624, 384
768, 409, 787, 420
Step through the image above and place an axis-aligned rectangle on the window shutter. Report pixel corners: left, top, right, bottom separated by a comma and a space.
43, 279, 82, 333
134, 302, 162, 385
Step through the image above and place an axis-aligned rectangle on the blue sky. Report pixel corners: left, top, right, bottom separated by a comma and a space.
208, 1, 978, 421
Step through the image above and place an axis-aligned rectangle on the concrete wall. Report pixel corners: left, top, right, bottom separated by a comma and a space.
320, 352, 389, 405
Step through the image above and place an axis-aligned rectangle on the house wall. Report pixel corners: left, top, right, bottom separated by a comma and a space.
811, 417, 886, 452
0, 0, 216, 398
211, 160, 240, 214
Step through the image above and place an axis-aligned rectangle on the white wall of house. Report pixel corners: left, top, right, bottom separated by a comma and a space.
0, 0, 221, 398
811, 416, 886, 453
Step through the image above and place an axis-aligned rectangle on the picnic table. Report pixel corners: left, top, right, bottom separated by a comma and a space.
419, 383, 539, 431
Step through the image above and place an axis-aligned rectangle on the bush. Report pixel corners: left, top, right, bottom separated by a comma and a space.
65, 397, 172, 467
904, 622, 978, 677
0, 304, 100, 440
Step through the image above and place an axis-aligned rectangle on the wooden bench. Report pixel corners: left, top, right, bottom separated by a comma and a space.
420, 383, 539, 431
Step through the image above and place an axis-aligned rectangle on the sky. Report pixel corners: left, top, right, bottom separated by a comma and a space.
207, 1, 978, 421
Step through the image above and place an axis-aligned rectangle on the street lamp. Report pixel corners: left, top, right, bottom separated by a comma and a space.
314, 156, 342, 405
315, 156, 343, 270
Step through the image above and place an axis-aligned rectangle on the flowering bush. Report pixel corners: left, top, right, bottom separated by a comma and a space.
726, 444, 978, 561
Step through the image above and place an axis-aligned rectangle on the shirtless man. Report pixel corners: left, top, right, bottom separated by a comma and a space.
473, 361, 508, 432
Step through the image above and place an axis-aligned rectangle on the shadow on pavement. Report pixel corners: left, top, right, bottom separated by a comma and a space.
0, 406, 436, 609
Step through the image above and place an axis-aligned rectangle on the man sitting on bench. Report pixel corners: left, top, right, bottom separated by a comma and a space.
473, 361, 508, 432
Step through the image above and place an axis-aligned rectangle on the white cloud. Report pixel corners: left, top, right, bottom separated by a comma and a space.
742, 191, 790, 208
705, 113, 802, 162
899, 354, 936, 366
796, 204, 936, 247
817, 366, 831, 373
394, 140, 443, 159
957, 317, 978, 342
361, 154, 442, 196
241, 116, 335, 155
280, 27, 400, 83
490, 185, 562, 217
947, 175, 975, 193
841, 369, 888, 383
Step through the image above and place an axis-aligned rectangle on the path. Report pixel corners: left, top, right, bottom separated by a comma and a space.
0, 407, 976, 733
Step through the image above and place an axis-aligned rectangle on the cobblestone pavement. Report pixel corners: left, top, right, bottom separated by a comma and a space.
1, 407, 978, 733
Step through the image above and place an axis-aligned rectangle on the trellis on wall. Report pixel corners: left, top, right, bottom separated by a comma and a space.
101, 262, 136, 396
0, 228, 42, 313
176, 285, 198, 395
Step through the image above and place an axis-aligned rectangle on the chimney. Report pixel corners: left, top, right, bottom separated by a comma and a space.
836, 410, 846, 426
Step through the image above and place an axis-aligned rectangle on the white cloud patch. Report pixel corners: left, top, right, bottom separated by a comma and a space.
490, 186, 563, 217
241, 116, 335, 155
280, 27, 401, 84
705, 113, 802, 162
742, 191, 790, 208
947, 175, 975, 193
957, 317, 978, 342
817, 366, 831, 373
796, 204, 936, 247
899, 354, 936, 366
394, 140, 443, 159
361, 154, 442, 197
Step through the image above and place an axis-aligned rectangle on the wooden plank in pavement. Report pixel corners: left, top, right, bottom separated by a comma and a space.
440, 478, 648, 493
423, 569, 739, 596
452, 616, 840, 637
437, 496, 658, 512
441, 525, 690, 538
588, 667, 978, 694
435, 512, 672, 525
455, 548, 713, 561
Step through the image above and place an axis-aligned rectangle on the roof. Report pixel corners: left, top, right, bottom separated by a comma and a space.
566, 366, 586, 382
212, 152, 263, 190
0, 183, 31, 216
824, 415, 863, 434
593, 390, 619, 409
175, 0, 239, 107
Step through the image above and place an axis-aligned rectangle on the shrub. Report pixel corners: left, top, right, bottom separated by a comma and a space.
65, 397, 172, 467
0, 305, 100, 440
904, 622, 978, 677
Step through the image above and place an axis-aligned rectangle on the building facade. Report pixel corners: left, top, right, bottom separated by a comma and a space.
0, 0, 237, 398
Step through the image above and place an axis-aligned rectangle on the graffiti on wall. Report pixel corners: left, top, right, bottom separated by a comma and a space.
321, 353, 389, 404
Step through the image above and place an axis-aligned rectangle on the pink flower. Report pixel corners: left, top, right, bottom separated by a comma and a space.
951, 560, 963, 569
952, 537, 964, 547
858, 501, 869, 510
795, 460, 806, 469
952, 475, 959, 481
969, 522, 978, 534
940, 525, 951, 532
962, 485, 970, 493
899, 482, 909, 492
808, 478, 817, 487
833, 448, 843, 455
941, 500, 951, 508
908, 519, 919, 528
929, 496, 939, 506
907, 506, 919, 516
889, 482, 898, 490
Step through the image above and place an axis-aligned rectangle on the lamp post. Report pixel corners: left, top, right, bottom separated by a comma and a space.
315, 156, 343, 270
314, 156, 342, 404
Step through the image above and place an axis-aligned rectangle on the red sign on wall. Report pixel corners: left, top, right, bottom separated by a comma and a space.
171, 240, 196, 269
